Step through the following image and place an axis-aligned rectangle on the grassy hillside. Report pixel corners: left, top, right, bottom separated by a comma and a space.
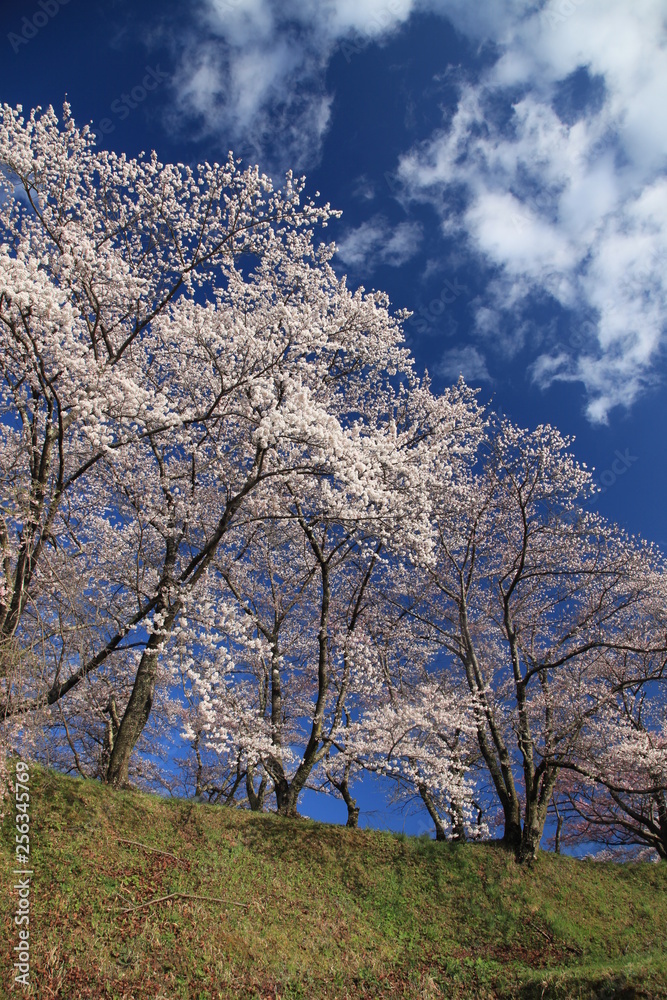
1, 767, 666, 999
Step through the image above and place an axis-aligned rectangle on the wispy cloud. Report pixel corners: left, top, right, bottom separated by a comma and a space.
166, 0, 417, 171
436, 345, 491, 384
352, 175, 377, 201
335, 216, 423, 270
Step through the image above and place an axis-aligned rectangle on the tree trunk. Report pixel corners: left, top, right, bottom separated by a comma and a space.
327, 768, 360, 827
246, 764, 267, 811
100, 696, 120, 779
106, 642, 161, 788
553, 796, 563, 855
501, 816, 522, 850
459, 597, 522, 850
345, 800, 360, 828
519, 797, 544, 862
450, 798, 466, 842
1, 422, 58, 640
518, 824, 541, 863
105, 525, 183, 789
270, 551, 332, 819
274, 779, 299, 818
517, 767, 557, 862
420, 785, 449, 841
655, 792, 667, 860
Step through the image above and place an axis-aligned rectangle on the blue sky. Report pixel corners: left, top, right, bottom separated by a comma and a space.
2, 0, 666, 833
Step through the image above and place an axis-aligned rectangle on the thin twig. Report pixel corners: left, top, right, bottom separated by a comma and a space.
117, 838, 186, 864
120, 892, 179, 913
110, 887, 134, 903
527, 920, 582, 955
119, 892, 249, 914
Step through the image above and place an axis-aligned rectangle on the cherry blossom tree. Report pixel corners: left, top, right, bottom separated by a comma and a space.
0, 101, 334, 749
177, 485, 393, 819
557, 676, 667, 860
308, 547, 480, 840
0, 103, 483, 791
0, 101, 327, 649
407, 420, 667, 860
157, 683, 248, 805
5, 101, 663, 862
344, 674, 481, 841
178, 373, 481, 817
320, 712, 364, 827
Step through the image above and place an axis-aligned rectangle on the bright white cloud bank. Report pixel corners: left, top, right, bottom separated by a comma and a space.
171, 0, 667, 421
399, 0, 667, 422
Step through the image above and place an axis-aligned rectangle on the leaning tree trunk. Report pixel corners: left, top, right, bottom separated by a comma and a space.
106, 643, 160, 788
105, 594, 178, 788
327, 765, 360, 828
420, 785, 449, 841
104, 465, 263, 790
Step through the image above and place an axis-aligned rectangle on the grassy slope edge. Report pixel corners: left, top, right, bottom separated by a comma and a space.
1, 766, 665, 1000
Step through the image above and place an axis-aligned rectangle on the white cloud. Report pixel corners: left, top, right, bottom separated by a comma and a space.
335, 216, 423, 269
166, 0, 532, 172
324, 0, 415, 37
168, 0, 420, 171
436, 345, 491, 384
398, 0, 667, 421
352, 175, 377, 201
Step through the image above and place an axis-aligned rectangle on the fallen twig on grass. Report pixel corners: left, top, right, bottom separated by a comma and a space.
531, 923, 553, 943
119, 892, 249, 914
117, 838, 186, 864
526, 920, 582, 956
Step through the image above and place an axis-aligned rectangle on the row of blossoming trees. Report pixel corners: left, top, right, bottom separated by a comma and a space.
0, 104, 665, 862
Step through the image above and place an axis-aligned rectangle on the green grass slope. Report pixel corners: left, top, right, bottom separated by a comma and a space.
1, 766, 666, 999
